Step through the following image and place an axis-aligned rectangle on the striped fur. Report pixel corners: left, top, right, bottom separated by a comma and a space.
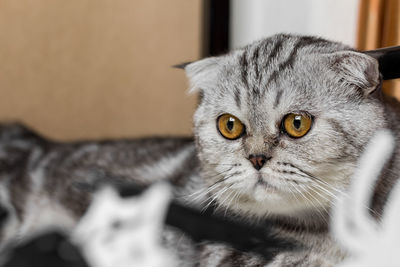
1, 34, 400, 266
184, 34, 399, 265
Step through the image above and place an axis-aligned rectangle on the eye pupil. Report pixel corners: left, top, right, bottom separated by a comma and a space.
293, 116, 301, 129
227, 118, 234, 131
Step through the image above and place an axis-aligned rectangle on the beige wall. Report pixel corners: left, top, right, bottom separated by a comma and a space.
0, 0, 201, 140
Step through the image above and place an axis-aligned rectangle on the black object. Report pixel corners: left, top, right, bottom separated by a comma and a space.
203, 0, 230, 56
166, 201, 298, 261
119, 184, 300, 262
3, 232, 88, 267
364, 46, 400, 80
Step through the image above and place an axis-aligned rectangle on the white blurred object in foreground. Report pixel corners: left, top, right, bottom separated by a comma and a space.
72, 183, 176, 267
332, 130, 400, 267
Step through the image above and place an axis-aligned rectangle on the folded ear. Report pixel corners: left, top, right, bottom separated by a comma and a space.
172, 62, 192, 69
327, 51, 381, 96
182, 57, 221, 93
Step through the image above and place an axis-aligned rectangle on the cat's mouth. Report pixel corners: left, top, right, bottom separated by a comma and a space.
255, 175, 278, 192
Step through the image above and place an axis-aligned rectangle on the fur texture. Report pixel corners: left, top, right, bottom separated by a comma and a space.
1, 34, 400, 266
187, 34, 386, 224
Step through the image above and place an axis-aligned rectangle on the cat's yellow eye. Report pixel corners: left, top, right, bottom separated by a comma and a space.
283, 113, 312, 138
217, 114, 245, 140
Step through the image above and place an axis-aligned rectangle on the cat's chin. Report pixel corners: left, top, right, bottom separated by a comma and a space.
225, 197, 330, 226
216, 184, 331, 221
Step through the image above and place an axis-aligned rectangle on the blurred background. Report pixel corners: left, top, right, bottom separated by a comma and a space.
0, 0, 398, 141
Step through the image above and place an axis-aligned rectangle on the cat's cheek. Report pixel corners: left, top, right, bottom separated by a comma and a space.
277, 139, 288, 149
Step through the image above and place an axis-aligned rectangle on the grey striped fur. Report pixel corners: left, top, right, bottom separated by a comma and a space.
1, 34, 400, 266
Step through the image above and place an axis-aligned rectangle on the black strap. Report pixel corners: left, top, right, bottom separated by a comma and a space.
364, 46, 400, 80
118, 183, 301, 261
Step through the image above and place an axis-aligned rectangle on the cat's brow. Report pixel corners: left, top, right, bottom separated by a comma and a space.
234, 85, 241, 108
274, 89, 283, 109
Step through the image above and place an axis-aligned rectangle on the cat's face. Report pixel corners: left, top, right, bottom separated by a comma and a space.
186, 34, 386, 219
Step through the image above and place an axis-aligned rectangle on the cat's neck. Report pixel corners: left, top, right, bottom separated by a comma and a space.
269, 208, 330, 233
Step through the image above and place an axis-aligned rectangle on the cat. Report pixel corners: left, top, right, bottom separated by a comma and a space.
73, 183, 177, 267
1, 33, 400, 266
332, 130, 400, 267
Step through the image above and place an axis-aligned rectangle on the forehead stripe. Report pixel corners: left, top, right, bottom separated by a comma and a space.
239, 49, 249, 90
273, 89, 283, 109
262, 37, 330, 96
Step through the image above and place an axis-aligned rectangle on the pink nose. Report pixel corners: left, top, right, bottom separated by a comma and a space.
248, 154, 270, 170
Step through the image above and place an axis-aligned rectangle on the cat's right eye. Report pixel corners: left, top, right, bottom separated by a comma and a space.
217, 114, 245, 140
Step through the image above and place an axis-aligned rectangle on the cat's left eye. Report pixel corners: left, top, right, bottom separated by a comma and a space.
282, 113, 313, 138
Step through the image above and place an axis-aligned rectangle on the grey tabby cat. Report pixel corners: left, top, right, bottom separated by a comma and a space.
1, 33, 399, 266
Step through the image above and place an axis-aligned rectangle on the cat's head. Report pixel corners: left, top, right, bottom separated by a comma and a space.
184, 34, 386, 221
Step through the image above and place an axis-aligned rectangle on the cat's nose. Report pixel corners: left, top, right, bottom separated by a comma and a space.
248, 154, 270, 170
